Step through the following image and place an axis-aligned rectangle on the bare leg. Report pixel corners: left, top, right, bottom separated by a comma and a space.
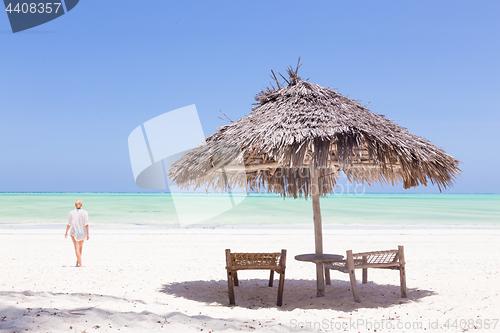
71, 236, 83, 267
78, 240, 84, 265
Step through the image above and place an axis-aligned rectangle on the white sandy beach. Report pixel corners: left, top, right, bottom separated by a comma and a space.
1, 226, 499, 332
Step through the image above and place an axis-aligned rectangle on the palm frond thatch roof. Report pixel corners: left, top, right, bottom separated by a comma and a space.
168, 64, 461, 197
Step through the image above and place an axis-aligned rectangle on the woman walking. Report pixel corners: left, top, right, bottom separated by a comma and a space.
64, 200, 89, 267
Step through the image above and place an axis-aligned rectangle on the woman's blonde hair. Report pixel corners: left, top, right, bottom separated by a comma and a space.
75, 200, 83, 208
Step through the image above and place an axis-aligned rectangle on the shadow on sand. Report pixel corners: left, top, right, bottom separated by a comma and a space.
159, 278, 435, 310
0, 291, 260, 333
0, 284, 436, 333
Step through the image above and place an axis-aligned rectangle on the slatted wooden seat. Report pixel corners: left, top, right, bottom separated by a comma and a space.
324, 246, 406, 302
225, 249, 287, 306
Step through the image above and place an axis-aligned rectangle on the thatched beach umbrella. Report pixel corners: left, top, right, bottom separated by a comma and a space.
168, 61, 461, 297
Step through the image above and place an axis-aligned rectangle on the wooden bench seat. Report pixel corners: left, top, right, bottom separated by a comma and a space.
324, 246, 407, 302
225, 249, 287, 306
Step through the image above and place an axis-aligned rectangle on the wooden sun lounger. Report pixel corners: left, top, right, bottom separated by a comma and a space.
324, 245, 407, 302
225, 249, 287, 306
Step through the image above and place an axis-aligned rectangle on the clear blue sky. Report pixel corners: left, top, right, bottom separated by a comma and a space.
0, 0, 498, 193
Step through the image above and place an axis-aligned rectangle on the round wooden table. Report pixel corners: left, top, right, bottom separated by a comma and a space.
295, 253, 344, 286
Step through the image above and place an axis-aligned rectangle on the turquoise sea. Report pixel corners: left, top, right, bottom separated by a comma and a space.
0, 193, 499, 227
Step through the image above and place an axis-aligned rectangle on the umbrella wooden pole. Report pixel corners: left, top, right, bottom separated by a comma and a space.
310, 164, 325, 297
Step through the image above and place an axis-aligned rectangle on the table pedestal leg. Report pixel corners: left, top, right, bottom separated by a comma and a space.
316, 262, 325, 297
325, 266, 331, 285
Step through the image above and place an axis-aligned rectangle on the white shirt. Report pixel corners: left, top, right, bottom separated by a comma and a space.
68, 208, 89, 241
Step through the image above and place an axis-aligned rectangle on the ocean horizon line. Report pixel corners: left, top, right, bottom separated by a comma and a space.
1, 192, 499, 195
